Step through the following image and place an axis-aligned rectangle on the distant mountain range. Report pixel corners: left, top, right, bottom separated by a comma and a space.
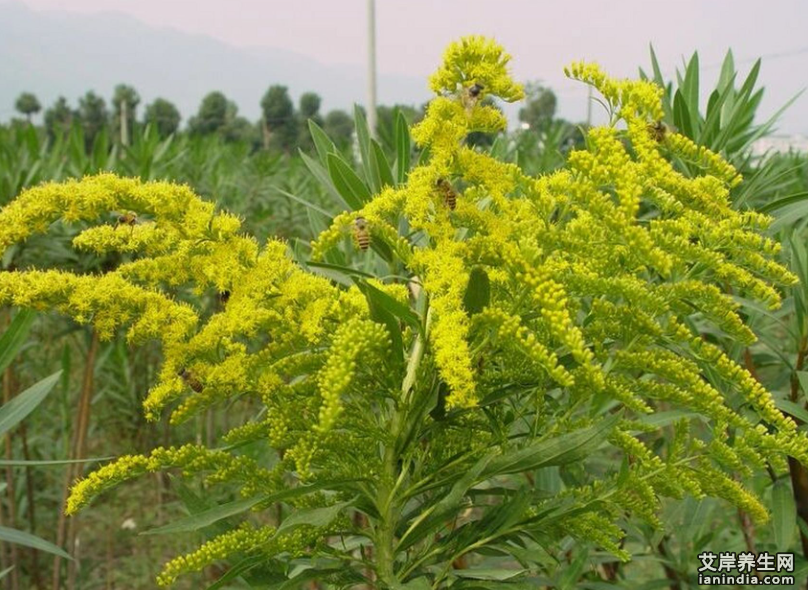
0, 1, 429, 125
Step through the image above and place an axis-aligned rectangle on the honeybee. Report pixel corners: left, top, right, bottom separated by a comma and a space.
218, 290, 231, 305
647, 120, 669, 142
436, 178, 458, 210
178, 368, 203, 393
117, 211, 138, 226
352, 216, 370, 251
462, 83, 484, 111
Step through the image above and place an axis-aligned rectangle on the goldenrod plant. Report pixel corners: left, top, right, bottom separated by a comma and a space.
0, 36, 804, 588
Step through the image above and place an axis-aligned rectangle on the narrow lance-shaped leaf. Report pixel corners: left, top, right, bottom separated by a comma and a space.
0, 308, 35, 374
0, 526, 71, 560
482, 412, 620, 477
371, 139, 395, 189
308, 119, 337, 168
299, 150, 350, 210
463, 267, 491, 315
354, 104, 376, 191
327, 153, 371, 209
145, 479, 361, 536
395, 109, 411, 185
356, 279, 421, 331
772, 478, 797, 551
0, 372, 61, 438
276, 499, 353, 534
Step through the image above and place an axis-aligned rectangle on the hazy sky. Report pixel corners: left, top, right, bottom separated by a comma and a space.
14, 0, 808, 131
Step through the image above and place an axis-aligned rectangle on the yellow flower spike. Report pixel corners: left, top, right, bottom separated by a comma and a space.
316, 317, 389, 432
429, 36, 524, 102
0, 174, 221, 254
157, 525, 277, 586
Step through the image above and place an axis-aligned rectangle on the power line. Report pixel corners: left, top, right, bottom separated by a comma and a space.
704, 45, 808, 69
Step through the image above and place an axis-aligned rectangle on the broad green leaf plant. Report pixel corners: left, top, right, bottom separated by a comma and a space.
0, 37, 804, 588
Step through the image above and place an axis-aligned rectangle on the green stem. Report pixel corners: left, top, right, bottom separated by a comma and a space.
375, 307, 432, 588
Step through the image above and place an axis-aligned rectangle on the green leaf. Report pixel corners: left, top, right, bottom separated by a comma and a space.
772, 478, 796, 551
417, 146, 431, 167
0, 456, 112, 467
299, 150, 349, 210
557, 549, 588, 590
327, 153, 371, 209
0, 566, 13, 581
0, 308, 35, 374
401, 577, 432, 590
636, 410, 700, 428
483, 412, 619, 478
698, 76, 735, 146
454, 569, 527, 581
308, 119, 337, 167
365, 143, 383, 194
0, 526, 71, 560
673, 91, 693, 139
356, 280, 421, 332
712, 59, 761, 150
0, 372, 61, 438
275, 187, 334, 219
397, 452, 497, 552
275, 567, 356, 590
306, 261, 376, 280
648, 44, 666, 88
371, 139, 395, 189
395, 110, 411, 185
452, 580, 535, 590
357, 282, 405, 364
204, 554, 263, 589
776, 398, 808, 425
145, 496, 263, 536
276, 499, 352, 534
682, 52, 701, 133
146, 480, 357, 536
463, 267, 491, 315
354, 105, 374, 190
717, 50, 736, 93
171, 478, 232, 538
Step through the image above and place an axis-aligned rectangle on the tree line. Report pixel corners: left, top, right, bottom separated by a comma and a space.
12, 84, 361, 152
11, 82, 573, 153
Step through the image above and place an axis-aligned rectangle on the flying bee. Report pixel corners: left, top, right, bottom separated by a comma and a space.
178, 368, 203, 393
435, 178, 458, 210
461, 82, 484, 111
647, 120, 670, 142
352, 216, 370, 251
117, 211, 138, 226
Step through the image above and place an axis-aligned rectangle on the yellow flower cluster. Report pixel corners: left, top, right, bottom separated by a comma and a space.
428, 35, 524, 102
307, 37, 804, 539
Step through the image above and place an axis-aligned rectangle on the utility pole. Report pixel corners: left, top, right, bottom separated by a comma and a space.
367, 0, 378, 139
